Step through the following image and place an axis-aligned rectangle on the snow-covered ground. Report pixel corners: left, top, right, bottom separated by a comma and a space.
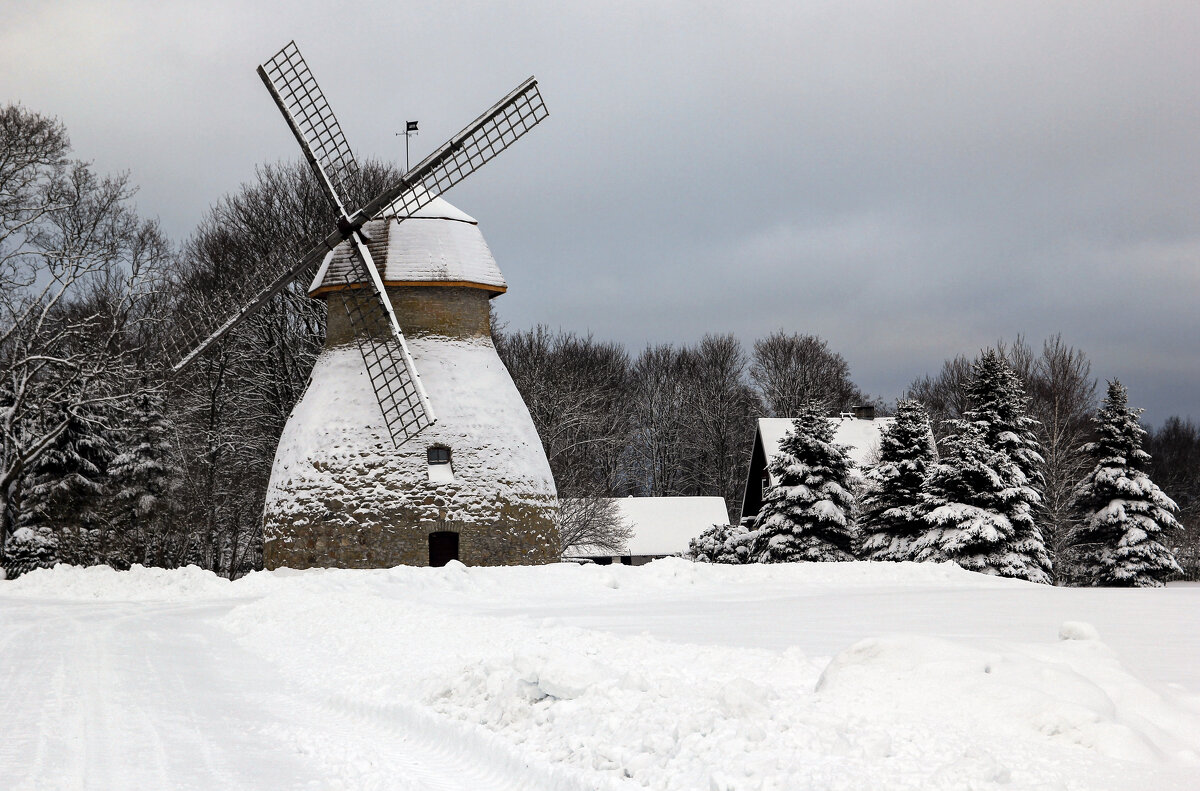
2, 560, 1197, 790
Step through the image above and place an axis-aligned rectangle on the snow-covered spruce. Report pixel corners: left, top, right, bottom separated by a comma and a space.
967, 350, 1045, 491
0, 526, 56, 580
913, 420, 1051, 583
858, 399, 937, 561
1072, 380, 1182, 587
688, 518, 756, 563
752, 400, 855, 562
5, 398, 114, 576
963, 350, 1053, 582
107, 388, 182, 566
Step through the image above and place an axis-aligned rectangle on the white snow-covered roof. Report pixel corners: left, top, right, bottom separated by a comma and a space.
574, 496, 729, 558
395, 197, 478, 223
758, 416, 894, 485
310, 198, 507, 294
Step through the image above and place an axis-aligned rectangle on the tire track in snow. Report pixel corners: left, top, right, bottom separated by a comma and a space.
290, 692, 599, 791
0, 596, 600, 790
0, 599, 301, 790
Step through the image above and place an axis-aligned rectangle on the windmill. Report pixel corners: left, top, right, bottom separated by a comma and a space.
172, 42, 558, 568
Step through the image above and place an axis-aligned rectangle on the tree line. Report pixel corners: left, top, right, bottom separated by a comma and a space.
492, 327, 871, 529
692, 351, 1188, 587
1, 103, 1197, 582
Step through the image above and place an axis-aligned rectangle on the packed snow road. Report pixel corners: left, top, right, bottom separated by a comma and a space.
2, 560, 1198, 790
0, 594, 565, 791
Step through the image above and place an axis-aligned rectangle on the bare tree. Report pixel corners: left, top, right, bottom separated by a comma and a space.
627, 344, 690, 497
556, 495, 633, 556
906, 354, 973, 439
1146, 417, 1200, 580
0, 104, 169, 554
678, 334, 762, 521
750, 331, 863, 416
496, 325, 633, 501
1019, 335, 1098, 581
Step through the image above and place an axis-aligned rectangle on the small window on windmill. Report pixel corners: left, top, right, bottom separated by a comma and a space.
427, 446, 454, 484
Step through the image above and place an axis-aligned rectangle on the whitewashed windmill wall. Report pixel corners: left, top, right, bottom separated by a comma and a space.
262, 199, 558, 568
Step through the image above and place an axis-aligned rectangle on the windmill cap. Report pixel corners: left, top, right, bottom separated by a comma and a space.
308, 197, 506, 297
392, 196, 477, 224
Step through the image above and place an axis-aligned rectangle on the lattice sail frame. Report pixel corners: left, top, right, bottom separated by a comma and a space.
338, 238, 436, 441
377, 78, 547, 220
258, 41, 360, 211
169, 41, 549, 448
257, 41, 434, 445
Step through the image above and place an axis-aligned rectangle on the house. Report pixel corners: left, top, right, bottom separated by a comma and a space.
739, 406, 894, 521
567, 496, 730, 565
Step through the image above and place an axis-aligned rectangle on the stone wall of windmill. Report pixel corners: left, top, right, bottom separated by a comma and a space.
262, 201, 559, 569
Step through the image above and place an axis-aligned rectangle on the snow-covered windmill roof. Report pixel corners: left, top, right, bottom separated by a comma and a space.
571, 496, 730, 558
309, 198, 507, 295
758, 416, 894, 485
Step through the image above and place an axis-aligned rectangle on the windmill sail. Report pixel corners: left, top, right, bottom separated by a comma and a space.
337, 237, 436, 444
258, 41, 359, 212
171, 71, 548, 375
165, 228, 341, 373
362, 77, 548, 221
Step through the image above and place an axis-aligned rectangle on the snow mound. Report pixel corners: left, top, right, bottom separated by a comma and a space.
216, 565, 1200, 790
816, 633, 1199, 765
0, 556, 1024, 605
2, 563, 233, 600
1060, 620, 1102, 641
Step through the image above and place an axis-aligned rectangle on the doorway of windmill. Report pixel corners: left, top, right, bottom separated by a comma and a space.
428, 531, 459, 567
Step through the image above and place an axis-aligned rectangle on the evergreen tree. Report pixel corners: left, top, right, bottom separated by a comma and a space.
913, 420, 1051, 583
14, 404, 114, 567
967, 350, 1044, 485
1, 526, 58, 578
1072, 380, 1181, 587
108, 388, 182, 566
963, 350, 1053, 581
859, 399, 937, 561
751, 401, 855, 562
688, 518, 756, 564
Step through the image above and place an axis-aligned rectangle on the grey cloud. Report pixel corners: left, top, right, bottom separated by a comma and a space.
2, 0, 1197, 422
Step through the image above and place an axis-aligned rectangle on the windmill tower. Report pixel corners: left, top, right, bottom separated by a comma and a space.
168, 42, 557, 568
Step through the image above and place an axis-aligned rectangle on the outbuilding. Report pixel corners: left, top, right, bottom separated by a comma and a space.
739, 407, 894, 521
568, 496, 730, 565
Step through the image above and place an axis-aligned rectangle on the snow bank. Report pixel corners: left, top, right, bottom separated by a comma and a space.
2, 563, 234, 600
816, 630, 1197, 767
7, 560, 1198, 789
216, 561, 1198, 790
0, 556, 1017, 602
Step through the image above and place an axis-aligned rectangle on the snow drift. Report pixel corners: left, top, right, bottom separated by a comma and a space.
4, 560, 1198, 790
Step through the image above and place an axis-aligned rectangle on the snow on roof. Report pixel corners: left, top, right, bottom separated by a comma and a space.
396, 197, 478, 223
758, 416, 894, 485
574, 496, 729, 558
310, 197, 506, 294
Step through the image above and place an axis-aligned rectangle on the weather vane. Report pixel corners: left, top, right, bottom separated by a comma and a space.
396, 120, 419, 173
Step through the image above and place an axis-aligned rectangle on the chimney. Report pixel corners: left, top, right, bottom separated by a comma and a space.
852, 404, 876, 420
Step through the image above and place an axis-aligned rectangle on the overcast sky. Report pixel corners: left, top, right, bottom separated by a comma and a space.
3, 0, 1198, 423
